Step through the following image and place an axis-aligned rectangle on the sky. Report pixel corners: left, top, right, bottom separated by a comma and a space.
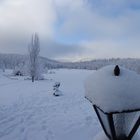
0, 0, 140, 61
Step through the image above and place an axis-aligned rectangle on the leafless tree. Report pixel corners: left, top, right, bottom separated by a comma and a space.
28, 33, 40, 82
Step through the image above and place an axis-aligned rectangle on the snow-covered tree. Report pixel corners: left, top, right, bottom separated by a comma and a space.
28, 33, 41, 82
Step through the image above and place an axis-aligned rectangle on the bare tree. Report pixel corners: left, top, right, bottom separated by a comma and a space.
28, 33, 40, 82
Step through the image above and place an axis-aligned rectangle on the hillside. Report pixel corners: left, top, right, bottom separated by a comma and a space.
0, 53, 140, 73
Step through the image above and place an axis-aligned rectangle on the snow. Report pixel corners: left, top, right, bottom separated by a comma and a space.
0, 69, 99, 140
94, 132, 140, 140
93, 132, 109, 140
85, 65, 140, 113
0, 69, 139, 140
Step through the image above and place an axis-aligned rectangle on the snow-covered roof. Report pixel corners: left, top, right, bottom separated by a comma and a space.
85, 65, 140, 113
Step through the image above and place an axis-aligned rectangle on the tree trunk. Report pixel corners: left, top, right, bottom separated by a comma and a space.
32, 76, 34, 82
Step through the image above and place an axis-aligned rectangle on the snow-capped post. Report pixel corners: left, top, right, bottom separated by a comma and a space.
53, 82, 62, 96
85, 65, 140, 140
114, 65, 120, 76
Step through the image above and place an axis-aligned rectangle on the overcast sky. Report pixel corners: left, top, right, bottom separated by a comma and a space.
0, 0, 140, 61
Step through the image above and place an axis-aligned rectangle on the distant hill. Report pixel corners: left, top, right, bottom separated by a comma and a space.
0, 53, 62, 69
0, 53, 140, 73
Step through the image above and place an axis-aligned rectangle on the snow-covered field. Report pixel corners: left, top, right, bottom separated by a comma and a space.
0, 69, 139, 140
0, 69, 100, 140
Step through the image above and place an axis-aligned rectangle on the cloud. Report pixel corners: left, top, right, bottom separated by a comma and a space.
0, 0, 140, 61
0, 0, 56, 53
41, 39, 84, 61
54, 0, 140, 40
78, 39, 140, 59
0, 0, 56, 36
52, 0, 140, 60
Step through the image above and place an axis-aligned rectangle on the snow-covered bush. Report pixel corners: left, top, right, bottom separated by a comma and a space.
13, 63, 28, 76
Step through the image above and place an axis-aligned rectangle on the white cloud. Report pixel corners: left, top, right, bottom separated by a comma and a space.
55, 0, 140, 40
0, 0, 140, 60
0, 0, 56, 54
0, 0, 56, 36
78, 39, 140, 59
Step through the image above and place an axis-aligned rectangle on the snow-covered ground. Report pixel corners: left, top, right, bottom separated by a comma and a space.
0, 69, 99, 140
0, 69, 139, 140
